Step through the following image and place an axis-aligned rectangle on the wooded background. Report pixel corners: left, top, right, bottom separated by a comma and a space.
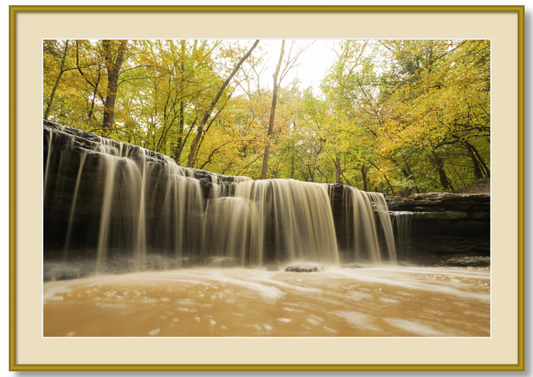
43, 39, 490, 196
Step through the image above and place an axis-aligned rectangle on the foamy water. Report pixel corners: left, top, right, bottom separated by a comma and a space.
43, 265, 490, 337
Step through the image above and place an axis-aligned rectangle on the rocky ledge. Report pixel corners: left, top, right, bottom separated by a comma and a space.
387, 192, 490, 219
386, 193, 490, 265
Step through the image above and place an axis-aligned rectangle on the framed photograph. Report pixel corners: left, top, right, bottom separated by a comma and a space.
9, 5, 525, 372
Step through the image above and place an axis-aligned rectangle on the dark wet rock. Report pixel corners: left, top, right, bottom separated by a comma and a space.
468, 211, 490, 219
404, 235, 490, 268
446, 256, 490, 267
193, 169, 238, 184
265, 264, 281, 271
44, 260, 96, 281
285, 264, 324, 272
43, 255, 205, 281
43, 269, 88, 282
392, 211, 468, 220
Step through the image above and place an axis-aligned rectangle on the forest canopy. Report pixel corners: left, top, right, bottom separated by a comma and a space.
43, 39, 490, 196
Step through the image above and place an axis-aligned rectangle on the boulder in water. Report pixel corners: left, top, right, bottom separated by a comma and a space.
445, 256, 490, 267
265, 264, 281, 271
285, 264, 324, 273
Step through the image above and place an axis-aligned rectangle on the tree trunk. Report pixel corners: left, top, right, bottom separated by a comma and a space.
173, 100, 185, 164
361, 164, 368, 192
187, 40, 260, 168
291, 153, 295, 179
434, 153, 454, 191
335, 155, 342, 184
261, 40, 285, 179
75, 41, 103, 125
464, 140, 490, 178
87, 69, 101, 124
400, 153, 419, 193
464, 142, 483, 179
102, 40, 128, 133
173, 41, 186, 165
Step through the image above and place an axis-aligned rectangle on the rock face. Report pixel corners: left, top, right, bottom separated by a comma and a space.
386, 193, 490, 265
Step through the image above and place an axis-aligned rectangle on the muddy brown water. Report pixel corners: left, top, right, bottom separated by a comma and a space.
44, 265, 490, 337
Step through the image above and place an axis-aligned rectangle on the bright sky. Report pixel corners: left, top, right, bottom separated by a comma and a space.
251, 39, 339, 95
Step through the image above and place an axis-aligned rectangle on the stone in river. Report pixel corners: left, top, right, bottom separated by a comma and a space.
285, 264, 324, 273
445, 256, 490, 267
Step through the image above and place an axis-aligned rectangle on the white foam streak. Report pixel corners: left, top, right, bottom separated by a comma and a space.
327, 269, 489, 303
193, 273, 284, 302
383, 318, 447, 337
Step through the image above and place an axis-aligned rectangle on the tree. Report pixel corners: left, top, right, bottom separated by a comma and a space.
376, 40, 490, 192
260, 40, 311, 179
43, 38, 490, 193
260, 40, 285, 179
74, 40, 105, 128
102, 40, 128, 133
186, 40, 260, 168
44, 40, 71, 120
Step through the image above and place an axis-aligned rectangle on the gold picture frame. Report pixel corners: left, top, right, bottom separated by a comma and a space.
10, 5, 525, 371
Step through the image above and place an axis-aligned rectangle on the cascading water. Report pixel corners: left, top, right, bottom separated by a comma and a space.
391, 211, 413, 260
157, 156, 204, 260
44, 125, 205, 275
203, 180, 340, 266
367, 192, 397, 263
334, 186, 397, 264
43, 122, 398, 275
63, 150, 86, 258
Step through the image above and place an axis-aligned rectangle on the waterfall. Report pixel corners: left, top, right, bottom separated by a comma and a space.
157, 158, 204, 259
391, 211, 413, 260
337, 186, 397, 263
202, 179, 340, 265
367, 192, 397, 263
44, 122, 398, 274
95, 153, 118, 272
63, 150, 87, 258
